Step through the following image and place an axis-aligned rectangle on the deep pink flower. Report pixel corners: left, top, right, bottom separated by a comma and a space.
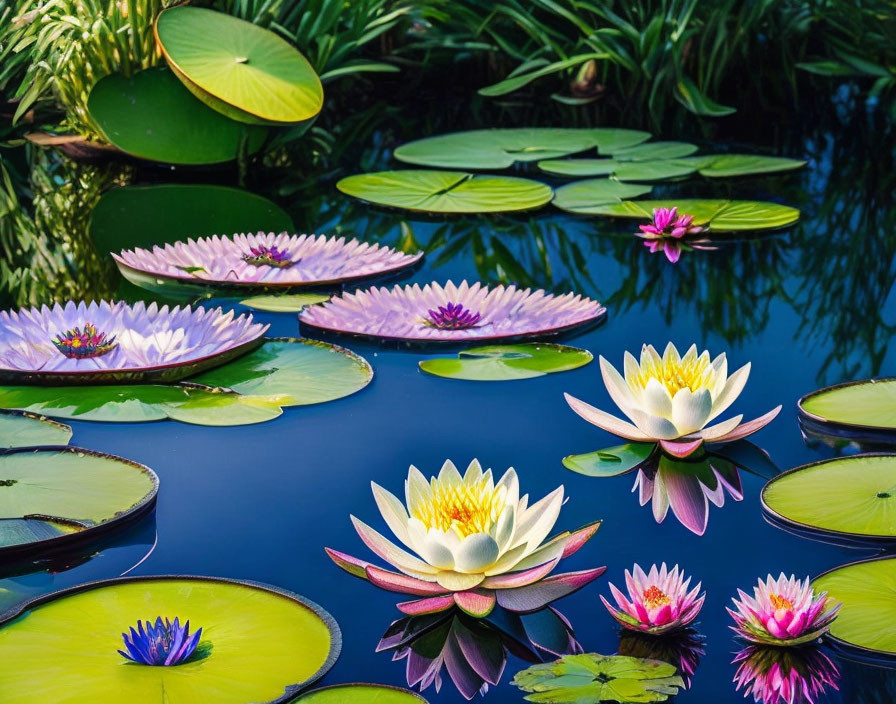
733, 645, 840, 704
636, 207, 713, 263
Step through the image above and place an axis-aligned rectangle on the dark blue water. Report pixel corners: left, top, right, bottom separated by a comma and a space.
5, 106, 896, 702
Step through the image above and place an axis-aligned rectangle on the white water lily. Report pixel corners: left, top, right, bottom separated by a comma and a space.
352, 459, 568, 592
565, 342, 781, 457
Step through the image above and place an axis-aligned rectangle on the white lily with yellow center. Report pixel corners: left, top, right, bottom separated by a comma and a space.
565, 343, 781, 457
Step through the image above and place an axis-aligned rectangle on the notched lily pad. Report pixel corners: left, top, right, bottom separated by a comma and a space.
0, 409, 72, 449
419, 343, 593, 381
580, 199, 800, 232
552, 179, 653, 214
563, 442, 656, 477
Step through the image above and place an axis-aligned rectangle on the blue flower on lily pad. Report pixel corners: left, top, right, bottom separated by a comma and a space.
119, 617, 202, 666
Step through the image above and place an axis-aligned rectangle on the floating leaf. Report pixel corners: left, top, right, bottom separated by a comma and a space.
813, 558, 896, 658
239, 294, 331, 312
289, 684, 429, 703
579, 199, 799, 232
337, 170, 553, 214
87, 68, 267, 165
392, 128, 651, 169
762, 454, 896, 541
799, 378, 896, 435
552, 180, 652, 213
0, 576, 340, 703
609, 141, 699, 161
685, 154, 806, 178
563, 443, 656, 477
512, 653, 685, 703
541, 159, 695, 182
0, 409, 71, 449
419, 343, 593, 381
156, 6, 323, 125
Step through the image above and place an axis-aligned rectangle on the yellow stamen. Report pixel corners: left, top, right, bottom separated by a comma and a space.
770, 594, 793, 611
412, 478, 506, 539
643, 585, 671, 609
633, 352, 712, 395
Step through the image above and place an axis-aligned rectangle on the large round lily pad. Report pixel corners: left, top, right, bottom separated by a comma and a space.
569, 199, 800, 231
0, 575, 341, 703
392, 128, 651, 169
87, 68, 267, 165
90, 184, 293, 254
552, 179, 652, 213
337, 170, 553, 213
0, 409, 71, 449
155, 6, 323, 125
762, 454, 896, 542
0, 446, 157, 558
418, 343, 592, 381
813, 557, 896, 660
290, 684, 428, 703
798, 378, 896, 436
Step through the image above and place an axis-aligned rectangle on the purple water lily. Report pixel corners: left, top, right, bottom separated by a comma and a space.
299, 280, 606, 342
637, 207, 713, 263
426, 302, 482, 329
242, 244, 294, 268
52, 322, 117, 359
119, 617, 202, 666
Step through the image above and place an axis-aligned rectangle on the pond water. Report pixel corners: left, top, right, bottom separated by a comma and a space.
4, 98, 896, 703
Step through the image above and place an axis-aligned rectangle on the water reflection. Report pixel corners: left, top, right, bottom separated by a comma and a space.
617, 628, 704, 689
732, 645, 840, 704
377, 605, 580, 700
840, 657, 896, 704
799, 416, 896, 456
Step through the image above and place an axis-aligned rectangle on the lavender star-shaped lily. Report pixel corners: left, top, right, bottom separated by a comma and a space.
426, 302, 482, 329
119, 617, 202, 666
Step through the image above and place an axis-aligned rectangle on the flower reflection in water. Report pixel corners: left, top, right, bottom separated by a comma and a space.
733, 645, 840, 704
618, 628, 705, 689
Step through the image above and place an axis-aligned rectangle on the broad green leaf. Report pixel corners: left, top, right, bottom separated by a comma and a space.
289, 684, 428, 703
419, 343, 592, 381
0, 409, 72, 448
552, 179, 653, 214
584, 199, 799, 231
87, 68, 267, 165
563, 443, 655, 477
800, 378, 896, 431
609, 141, 698, 161
239, 294, 331, 313
684, 154, 806, 178
674, 75, 736, 116
337, 170, 553, 214
541, 159, 695, 181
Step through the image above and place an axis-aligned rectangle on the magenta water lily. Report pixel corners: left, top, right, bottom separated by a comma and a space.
119, 617, 202, 666
733, 645, 840, 704
52, 322, 118, 359
602, 563, 705, 635
326, 459, 605, 618
728, 574, 841, 646
300, 281, 606, 342
637, 207, 714, 263
242, 244, 294, 268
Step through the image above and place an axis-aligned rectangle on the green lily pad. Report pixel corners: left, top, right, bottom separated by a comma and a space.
762, 454, 896, 541
813, 557, 896, 659
290, 684, 428, 703
0, 446, 157, 557
239, 294, 331, 313
0, 409, 72, 449
540, 159, 696, 181
337, 171, 553, 213
799, 378, 896, 435
552, 179, 653, 213
418, 343, 593, 381
87, 68, 268, 165
683, 154, 806, 178
609, 141, 699, 161
156, 6, 323, 125
392, 128, 651, 169
90, 184, 293, 255
579, 199, 800, 231
563, 443, 656, 477
0, 576, 341, 703
512, 653, 684, 703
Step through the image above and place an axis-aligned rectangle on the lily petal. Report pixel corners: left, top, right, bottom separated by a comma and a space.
564, 393, 652, 440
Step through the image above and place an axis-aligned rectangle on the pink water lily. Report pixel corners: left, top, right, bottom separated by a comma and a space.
728, 574, 841, 646
733, 645, 840, 704
637, 207, 714, 263
601, 563, 704, 635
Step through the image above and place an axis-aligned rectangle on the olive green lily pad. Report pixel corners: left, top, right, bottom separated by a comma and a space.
798, 378, 896, 435
337, 171, 553, 213
512, 653, 684, 703
762, 454, 896, 541
579, 199, 800, 231
609, 141, 698, 161
813, 557, 896, 659
0, 576, 341, 703
540, 159, 696, 181
239, 294, 331, 313
0, 446, 157, 557
90, 184, 293, 255
563, 442, 656, 477
87, 68, 268, 165
552, 179, 653, 213
290, 684, 428, 703
0, 409, 71, 449
419, 343, 592, 381
392, 128, 651, 169
682, 154, 806, 178
156, 6, 323, 125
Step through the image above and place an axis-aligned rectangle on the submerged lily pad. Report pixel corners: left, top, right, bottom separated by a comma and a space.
512, 653, 684, 703
90, 184, 293, 254
0, 576, 341, 703
290, 684, 428, 703
552, 179, 653, 213
156, 6, 323, 125
419, 343, 593, 381
762, 454, 896, 542
0, 446, 157, 557
239, 294, 331, 313
87, 68, 267, 165
813, 557, 896, 660
0, 409, 72, 449
337, 171, 553, 213
799, 378, 896, 436
392, 128, 651, 169
573, 199, 799, 231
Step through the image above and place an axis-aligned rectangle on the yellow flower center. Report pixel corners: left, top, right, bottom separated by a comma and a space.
412, 478, 506, 539
643, 585, 671, 609
633, 353, 712, 395
770, 594, 793, 611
